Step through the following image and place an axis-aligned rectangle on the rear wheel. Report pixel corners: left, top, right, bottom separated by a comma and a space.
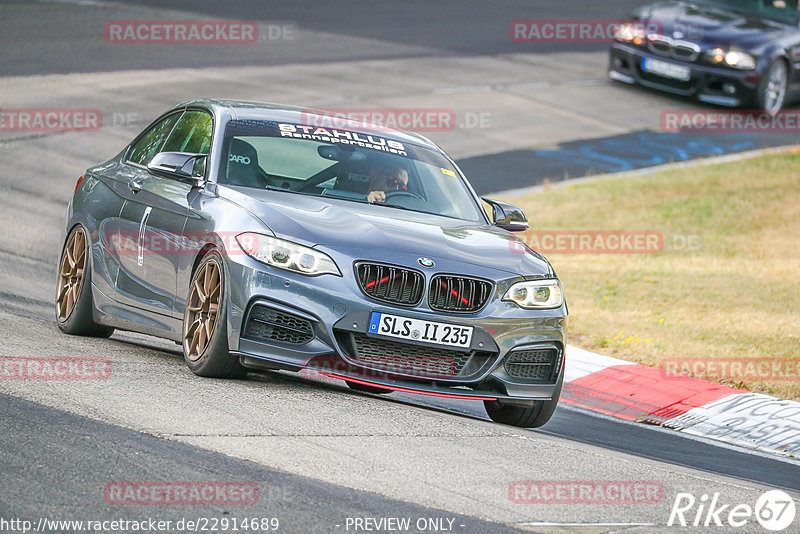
756, 59, 788, 116
346, 380, 392, 394
182, 251, 245, 378
56, 225, 114, 337
484, 375, 562, 428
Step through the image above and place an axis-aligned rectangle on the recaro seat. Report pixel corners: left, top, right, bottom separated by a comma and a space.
225, 138, 265, 188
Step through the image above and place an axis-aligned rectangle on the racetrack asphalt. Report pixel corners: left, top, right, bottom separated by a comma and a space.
0, 393, 526, 534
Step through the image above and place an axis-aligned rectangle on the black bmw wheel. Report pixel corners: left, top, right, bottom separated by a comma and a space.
757, 59, 788, 116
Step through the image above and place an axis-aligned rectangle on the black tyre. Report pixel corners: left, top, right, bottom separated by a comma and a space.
346, 380, 392, 394
182, 251, 246, 378
484, 374, 563, 428
756, 59, 788, 116
56, 225, 114, 337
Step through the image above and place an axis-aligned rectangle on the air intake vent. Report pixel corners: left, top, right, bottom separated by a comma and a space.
355, 262, 424, 306
243, 304, 314, 345
428, 275, 492, 313
334, 331, 495, 379
504, 346, 561, 383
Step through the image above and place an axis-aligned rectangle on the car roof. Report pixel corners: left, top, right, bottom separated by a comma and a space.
173, 99, 443, 153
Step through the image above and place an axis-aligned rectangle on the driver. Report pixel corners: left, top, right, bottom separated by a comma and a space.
366, 160, 409, 203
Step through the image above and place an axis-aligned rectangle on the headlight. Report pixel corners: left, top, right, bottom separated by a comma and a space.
503, 279, 563, 309
617, 22, 646, 45
709, 47, 755, 70
725, 50, 755, 70
235, 232, 341, 276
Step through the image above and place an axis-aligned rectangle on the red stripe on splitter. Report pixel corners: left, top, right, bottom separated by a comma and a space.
562, 364, 747, 422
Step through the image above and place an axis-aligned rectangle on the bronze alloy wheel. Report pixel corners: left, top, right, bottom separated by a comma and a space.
56, 226, 87, 322
183, 258, 222, 362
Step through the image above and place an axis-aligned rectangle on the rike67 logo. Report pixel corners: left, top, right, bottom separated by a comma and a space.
669, 490, 796, 531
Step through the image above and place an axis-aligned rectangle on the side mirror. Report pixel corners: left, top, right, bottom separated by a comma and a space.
147, 152, 207, 186
482, 197, 529, 232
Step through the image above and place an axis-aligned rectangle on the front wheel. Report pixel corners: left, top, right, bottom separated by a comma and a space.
484, 375, 562, 428
56, 225, 114, 337
756, 59, 788, 116
182, 251, 245, 378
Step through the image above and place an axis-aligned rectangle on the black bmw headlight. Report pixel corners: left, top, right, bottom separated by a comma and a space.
708, 47, 756, 70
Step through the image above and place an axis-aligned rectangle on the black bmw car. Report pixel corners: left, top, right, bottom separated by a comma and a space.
609, 0, 800, 113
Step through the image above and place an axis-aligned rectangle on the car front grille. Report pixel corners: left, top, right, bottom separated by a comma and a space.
648, 39, 671, 56
335, 331, 494, 379
504, 346, 562, 383
647, 36, 699, 62
673, 43, 699, 61
428, 275, 492, 313
355, 262, 424, 306
243, 304, 314, 345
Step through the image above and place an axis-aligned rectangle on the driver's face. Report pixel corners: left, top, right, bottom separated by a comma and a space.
369, 166, 408, 192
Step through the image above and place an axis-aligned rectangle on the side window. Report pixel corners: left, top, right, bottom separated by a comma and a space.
127, 113, 181, 166
162, 111, 213, 155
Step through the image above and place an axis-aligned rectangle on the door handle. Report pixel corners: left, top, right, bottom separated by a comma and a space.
128, 178, 143, 194
137, 207, 152, 267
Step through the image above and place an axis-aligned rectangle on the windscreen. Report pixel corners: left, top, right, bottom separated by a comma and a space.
695, 0, 800, 24
218, 120, 485, 223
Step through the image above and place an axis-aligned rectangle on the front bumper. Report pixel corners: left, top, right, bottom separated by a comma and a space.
609, 43, 761, 108
224, 249, 567, 402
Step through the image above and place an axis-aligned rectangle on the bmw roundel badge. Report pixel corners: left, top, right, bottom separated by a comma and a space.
418, 257, 435, 268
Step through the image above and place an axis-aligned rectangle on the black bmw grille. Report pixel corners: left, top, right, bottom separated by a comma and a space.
648, 39, 671, 56
428, 275, 492, 313
647, 38, 699, 62
243, 304, 314, 345
673, 44, 698, 61
504, 347, 561, 383
355, 262, 424, 306
335, 332, 494, 379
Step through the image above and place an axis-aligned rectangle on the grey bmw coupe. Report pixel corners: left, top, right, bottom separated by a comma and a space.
56, 100, 567, 428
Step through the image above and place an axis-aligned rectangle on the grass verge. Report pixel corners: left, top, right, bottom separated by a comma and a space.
505, 150, 800, 401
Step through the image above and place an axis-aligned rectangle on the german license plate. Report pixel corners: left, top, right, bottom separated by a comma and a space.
368, 312, 473, 349
641, 57, 691, 81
